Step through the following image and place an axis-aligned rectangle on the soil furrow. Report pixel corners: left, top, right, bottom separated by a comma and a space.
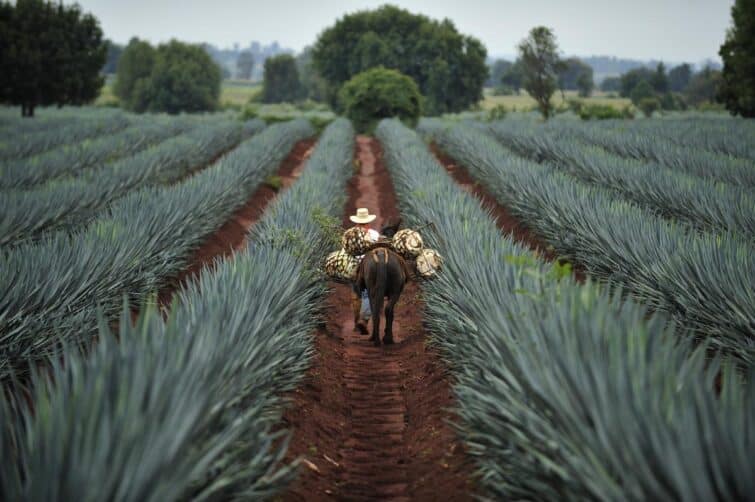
431, 144, 586, 283
281, 136, 473, 501
156, 138, 316, 309
6, 139, 316, 420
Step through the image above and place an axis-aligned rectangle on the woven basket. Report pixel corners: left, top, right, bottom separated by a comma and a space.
415, 248, 443, 278
323, 249, 359, 281
391, 229, 423, 259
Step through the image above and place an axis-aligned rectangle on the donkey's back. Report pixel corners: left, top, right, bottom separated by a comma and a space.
357, 247, 409, 346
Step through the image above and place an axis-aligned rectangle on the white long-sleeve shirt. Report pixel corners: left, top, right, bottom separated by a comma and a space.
364, 228, 380, 242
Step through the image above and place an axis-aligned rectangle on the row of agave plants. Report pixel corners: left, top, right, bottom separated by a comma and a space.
377, 118, 754, 500
556, 119, 755, 187
0, 108, 130, 161
0, 119, 314, 382
471, 119, 754, 240
0, 118, 356, 500
1, 118, 264, 247
612, 117, 755, 161
0, 115, 199, 189
422, 121, 754, 364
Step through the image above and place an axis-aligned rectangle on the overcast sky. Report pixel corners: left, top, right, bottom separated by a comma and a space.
72, 0, 734, 63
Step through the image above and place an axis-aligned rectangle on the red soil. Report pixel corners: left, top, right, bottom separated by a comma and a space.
280, 136, 475, 500
156, 139, 316, 309
431, 144, 586, 283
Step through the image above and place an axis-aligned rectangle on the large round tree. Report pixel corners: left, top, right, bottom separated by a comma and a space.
0, 0, 106, 117
115, 39, 221, 113
261, 54, 302, 103
114, 38, 156, 110
312, 5, 488, 115
338, 67, 421, 132
718, 0, 755, 117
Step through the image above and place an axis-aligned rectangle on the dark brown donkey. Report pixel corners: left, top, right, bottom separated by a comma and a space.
354, 220, 412, 346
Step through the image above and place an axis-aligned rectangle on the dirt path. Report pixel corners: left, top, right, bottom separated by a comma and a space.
281, 136, 473, 501
157, 139, 316, 309
431, 145, 586, 283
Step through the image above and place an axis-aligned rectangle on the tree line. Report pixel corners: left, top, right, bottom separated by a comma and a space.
598, 63, 723, 114
0, 0, 752, 118
484, 0, 753, 120
488, 57, 594, 99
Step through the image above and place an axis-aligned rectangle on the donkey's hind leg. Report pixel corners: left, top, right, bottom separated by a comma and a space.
369, 291, 383, 346
382, 293, 400, 345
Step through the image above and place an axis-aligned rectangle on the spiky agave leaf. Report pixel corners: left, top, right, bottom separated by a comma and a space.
0, 120, 315, 381
0, 119, 264, 247
473, 119, 755, 240
0, 118, 356, 501
0, 111, 130, 161
377, 118, 754, 500
562, 119, 755, 187
0, 116, 194, 189
427, 122, 754, 363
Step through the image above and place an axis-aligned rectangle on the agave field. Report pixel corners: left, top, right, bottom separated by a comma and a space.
0, 106, 753, 501
420, 116, 755, 363
381, 118, 754, 499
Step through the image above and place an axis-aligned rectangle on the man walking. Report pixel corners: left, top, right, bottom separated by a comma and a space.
349, 208, 379, 332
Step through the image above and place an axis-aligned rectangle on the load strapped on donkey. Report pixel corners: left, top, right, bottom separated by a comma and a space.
323, 221, 443, 283
322, 215, 443, 346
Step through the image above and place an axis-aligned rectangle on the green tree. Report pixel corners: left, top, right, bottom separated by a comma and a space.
338, 67, 421, 132
718, 0, 755, 117
558, 58, 592, 90
630, 79, 655, 105
576, 71, 594, 97
139, 41, 221, 113
650, 62, 669, 93
262, 54, 302, 103
668, 63, 692, 92
518, 26, 561, 119
353, 31, 393, 73
116, 39, 220, 113
312, 5, 487, 114
296, 46, 328, 102
659, 92, 687, 111
425, 58, 451, 115
600, 76, 621, 92
236, 50, 254, 80
0, 2, 15, 102
686, 67, 723, 106
638, 97, 661, 117
103, 40, 123, 74
556, 57, 594, 97
501, 61, 525, 94
0, 0, 106, 117
487, 59, 512, 87
114, 38, 155, 109
620, 67, 654, 97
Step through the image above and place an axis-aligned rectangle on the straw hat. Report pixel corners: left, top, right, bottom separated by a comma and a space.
349, 207, 377, 224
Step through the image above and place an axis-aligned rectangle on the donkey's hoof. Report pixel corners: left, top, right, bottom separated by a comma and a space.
356, 322, 369, 335
383, 336, 394, 345
370, 337, 381, 347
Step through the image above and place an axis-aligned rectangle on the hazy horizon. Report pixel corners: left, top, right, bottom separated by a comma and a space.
69, 0, 734, 63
